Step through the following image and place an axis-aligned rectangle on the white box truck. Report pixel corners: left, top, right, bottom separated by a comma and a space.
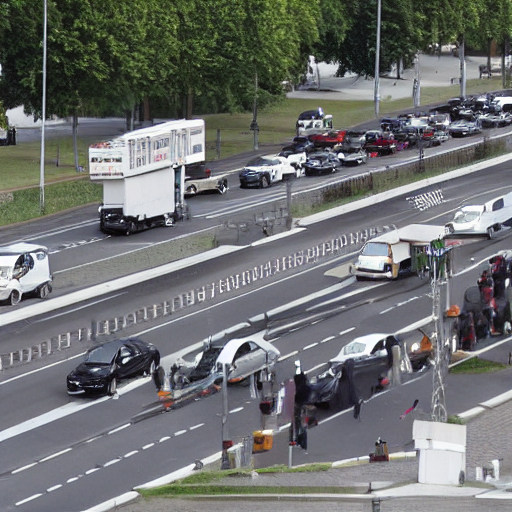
89, 119, 205, 235
350, 224, 446, 280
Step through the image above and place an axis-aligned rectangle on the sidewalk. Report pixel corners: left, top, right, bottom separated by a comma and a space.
289, 54, 488, 102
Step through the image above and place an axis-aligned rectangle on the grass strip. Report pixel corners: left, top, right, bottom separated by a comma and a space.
141, 484, 355, 497
449, 357, 507, 374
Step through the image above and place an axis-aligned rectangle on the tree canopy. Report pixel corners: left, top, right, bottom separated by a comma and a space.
1, 0, 511, 121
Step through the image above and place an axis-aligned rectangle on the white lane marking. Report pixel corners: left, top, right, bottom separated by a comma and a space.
86, 468, 100, 475
190, 423, 204, 430
104, 459, 120, 467
174, 430, 187, 436
305, 363, 327, 375
0, 351, 85, 386
303, 342, 318, 351
35, 293, 126, 322
229, 407, 243, 414
142, 443, 154, 450
16, 219, 98, 241
159, 436, 171, 443
380, 295, 423, 314
12, 462, 37, 474
321, 336, 336, 343
0, 398, 108, 443
124, 451, 138, 458
86, 436, 102, 443
67, 476, 79, 483
278, 350, 299, 362
108, 424, 130, 435
15, 493, 43, 506
47, 484, 62, 492
40, 448, 72, 462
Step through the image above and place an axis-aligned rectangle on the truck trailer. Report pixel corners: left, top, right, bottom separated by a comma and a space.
89, 119, 205, 235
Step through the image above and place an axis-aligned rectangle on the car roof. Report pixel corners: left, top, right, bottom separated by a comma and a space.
0, 243, 48, 256
329, 333, 389, 363
216, 332, 280, 365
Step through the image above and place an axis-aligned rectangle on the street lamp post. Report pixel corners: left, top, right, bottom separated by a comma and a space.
374, 0, 382, 118
40, 0, 48, 213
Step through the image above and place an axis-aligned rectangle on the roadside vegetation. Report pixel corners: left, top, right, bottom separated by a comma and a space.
449, 357, 508, 374
0, 77, 504, 227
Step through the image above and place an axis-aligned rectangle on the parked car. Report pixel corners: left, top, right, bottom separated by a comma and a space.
296, 107, 333, 136
184, 173, 228, 196
0, 243, 53, 305
339, 130, 366, 152
309, 129, 347, 148
448, 119, 482, 137
281, 136, 315, 154
479, 112, 512, 128
66, 338, 160, 396
303, 152, 344, 176
428, 113, 451, 130
239, 155, 298, 188
185, 333, 280, 384
365, 132, 397, 155
277, 149, 307, 172
341, 148, 368, 166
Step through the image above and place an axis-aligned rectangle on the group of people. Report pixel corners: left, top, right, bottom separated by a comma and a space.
458, 252, 512, 350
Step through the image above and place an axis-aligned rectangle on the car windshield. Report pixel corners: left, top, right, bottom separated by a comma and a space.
453, 210, 481, 223
342, 341, 366, 355
361, 242, 389, 257
246, 157, 273, 167
85, 344, 118, 364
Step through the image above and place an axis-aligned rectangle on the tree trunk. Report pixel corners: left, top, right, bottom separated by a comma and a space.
143, 97, 151, 124
396, 60, 401, 80
186, 86, 193, 120
72, 114, 79, 171
487, 38, 492, 78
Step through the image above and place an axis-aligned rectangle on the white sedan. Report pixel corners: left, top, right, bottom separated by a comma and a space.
239, 155, 299, 188
329, 333, 389, 366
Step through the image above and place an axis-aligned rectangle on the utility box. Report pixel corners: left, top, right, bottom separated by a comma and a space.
227, 444, 242, 468
413, 420, 466, 485
253, 430, 273, 452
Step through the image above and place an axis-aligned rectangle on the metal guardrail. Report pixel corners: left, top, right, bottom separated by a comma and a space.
0, 224, 388, 371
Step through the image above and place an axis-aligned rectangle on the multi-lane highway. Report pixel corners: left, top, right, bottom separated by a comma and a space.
2, 131, 512, 510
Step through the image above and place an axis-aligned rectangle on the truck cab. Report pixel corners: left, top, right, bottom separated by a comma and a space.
296, 107, 333, 136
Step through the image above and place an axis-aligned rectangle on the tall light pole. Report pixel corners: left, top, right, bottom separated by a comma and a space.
40, 0, 47, 212
374, 0, 382, 118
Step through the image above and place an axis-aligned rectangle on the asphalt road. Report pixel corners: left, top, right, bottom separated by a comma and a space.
2, 158, 512, 511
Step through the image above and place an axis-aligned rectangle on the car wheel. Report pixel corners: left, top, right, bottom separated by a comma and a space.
108, 377, 117, 396
186, 185, 197, 195
38, 283, 50, 299
10, 289, 21, 305
260, 176, 269, 188
125, 221, 137, 236
487, 226, 495, 240
144, 358, 157, 377
219, 180, 227, 194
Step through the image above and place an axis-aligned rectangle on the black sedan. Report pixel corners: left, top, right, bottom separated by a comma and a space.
303, 152, 343, 176
66, 338, 160, 396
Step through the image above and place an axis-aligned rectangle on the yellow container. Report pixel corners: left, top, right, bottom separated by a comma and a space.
252, 430, 273, 452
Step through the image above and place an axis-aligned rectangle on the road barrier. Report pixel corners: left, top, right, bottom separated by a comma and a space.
0, 225, 391, 371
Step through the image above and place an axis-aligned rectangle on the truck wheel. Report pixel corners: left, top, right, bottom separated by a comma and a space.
38, 283, 50, 299
260, 176, 269, 188
10, 290, 21, 305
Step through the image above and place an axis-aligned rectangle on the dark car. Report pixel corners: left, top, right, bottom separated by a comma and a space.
303, 152, 343, 176
66, 337, 160, 396
339, 130, 366, 152
281, 136, 315, 154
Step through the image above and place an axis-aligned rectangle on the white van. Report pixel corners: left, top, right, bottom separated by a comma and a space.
350, 224, 446, 280
445, 192, 512, 239
0, 243, 53, 305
